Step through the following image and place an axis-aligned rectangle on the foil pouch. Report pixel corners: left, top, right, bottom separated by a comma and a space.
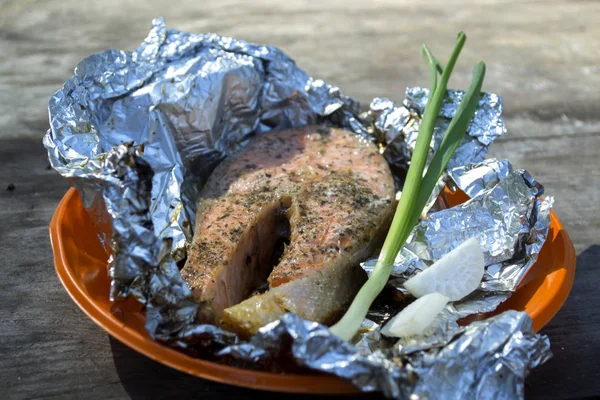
44, 18, 552, 399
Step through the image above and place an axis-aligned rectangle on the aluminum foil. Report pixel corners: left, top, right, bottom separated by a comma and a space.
359, 160, 553, 359
449, 158, 514, 198
218, 311, 550, 399
44, 18, 552, 399
357, 86, 505, 188
362, 160, 549, 287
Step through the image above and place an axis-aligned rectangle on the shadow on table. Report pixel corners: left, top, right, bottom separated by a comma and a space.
112, 245, 600, 400
525, 244, 600, 399
110, 336, 379, 400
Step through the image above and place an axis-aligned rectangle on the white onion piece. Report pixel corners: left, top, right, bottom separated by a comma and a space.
380, 292, 449, 338
404, 237, 485, 301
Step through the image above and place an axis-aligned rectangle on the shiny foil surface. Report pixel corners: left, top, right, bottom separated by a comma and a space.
44, 18, 552, 398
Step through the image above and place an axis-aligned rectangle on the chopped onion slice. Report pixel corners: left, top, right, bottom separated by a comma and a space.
404, 237, 485, 301
381, 292, 449, 338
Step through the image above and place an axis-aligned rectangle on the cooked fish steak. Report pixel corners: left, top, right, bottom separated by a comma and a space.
181, 126, 396, 336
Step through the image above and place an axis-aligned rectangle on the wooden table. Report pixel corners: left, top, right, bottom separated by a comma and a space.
1, 1, 599, 399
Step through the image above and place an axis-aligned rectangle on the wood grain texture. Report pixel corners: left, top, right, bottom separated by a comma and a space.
0, 0, 598, 399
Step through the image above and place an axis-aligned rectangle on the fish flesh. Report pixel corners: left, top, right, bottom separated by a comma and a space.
181, 126, 396, 336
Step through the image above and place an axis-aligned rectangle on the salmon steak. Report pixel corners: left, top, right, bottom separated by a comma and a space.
181, 126, 396, 336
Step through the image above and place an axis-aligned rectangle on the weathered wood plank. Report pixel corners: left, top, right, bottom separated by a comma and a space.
2, 0, 600, 139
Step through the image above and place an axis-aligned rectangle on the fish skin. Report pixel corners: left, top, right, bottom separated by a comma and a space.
181, 126, 396, 336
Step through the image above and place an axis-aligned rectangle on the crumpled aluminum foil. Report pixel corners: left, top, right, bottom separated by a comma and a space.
360, 160, 552, 345
44, 18, 552, 399
218, 310, 550, 399
449, 158, 514, 198
355, 86, 505, 188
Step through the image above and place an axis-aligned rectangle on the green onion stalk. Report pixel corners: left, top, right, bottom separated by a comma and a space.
330, 33, 486, 341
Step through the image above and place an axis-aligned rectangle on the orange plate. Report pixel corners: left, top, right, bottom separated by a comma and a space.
50, 187, 576, 394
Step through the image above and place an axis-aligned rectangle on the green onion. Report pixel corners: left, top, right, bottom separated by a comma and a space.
415, 61, 486, 221
421, 44, 443, 84
421, 44, 439, 93
402, 61, 486, 245
330, 33, 486, 341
